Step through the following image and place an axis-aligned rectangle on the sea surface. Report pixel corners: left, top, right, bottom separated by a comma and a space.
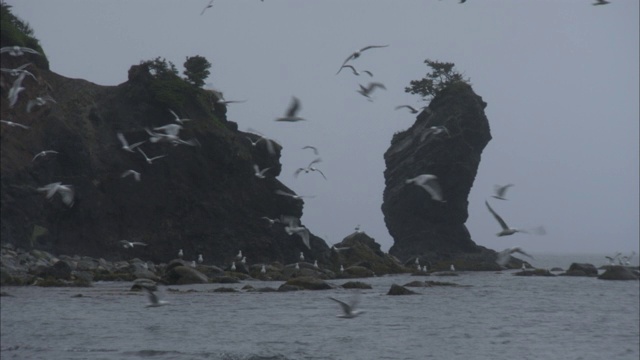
1, 254, 639, 360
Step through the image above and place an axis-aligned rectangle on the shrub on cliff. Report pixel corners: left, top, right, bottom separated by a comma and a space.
404, 59, 469, 101
0, 3, 49, 69
183, 55, 211, 88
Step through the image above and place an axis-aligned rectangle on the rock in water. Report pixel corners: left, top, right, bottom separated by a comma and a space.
382, 82, 492, 261
597, 266, 639, 280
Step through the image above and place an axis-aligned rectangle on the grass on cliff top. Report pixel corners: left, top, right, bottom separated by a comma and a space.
0, 3, 49, 70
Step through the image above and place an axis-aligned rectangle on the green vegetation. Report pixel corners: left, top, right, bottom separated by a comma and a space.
405, 59, 470, 101
0, 3, 49, 69
183, 55, 211, 88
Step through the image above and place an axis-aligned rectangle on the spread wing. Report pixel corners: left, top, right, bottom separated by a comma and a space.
485, 200, 509, 230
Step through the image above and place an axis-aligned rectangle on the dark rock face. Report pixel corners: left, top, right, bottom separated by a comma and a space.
598, 266, 639, 281
561, 263, 598, 277
382, 83, 492, 262
387, 284, 417, 295
0, 57, 331, 265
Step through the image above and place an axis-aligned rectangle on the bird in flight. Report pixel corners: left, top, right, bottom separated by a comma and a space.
0, 46, 40, 57
1, 120, 29, 129
37, 182, 75, 207
253, 164, 271, 179
496, 247, 534, 267
26, 95, 56, 113
281, 216, 311, 249
137, 148, 167, 165
405, 174, 445, 202
144, 288, 169, 307
1, 63, 37, 80
492, 184, 514, 200
485, 200, 545, 237
357, 82, 386, 99
119, 240, 148, 249
294, 158, 327, 180
275, 97, 305, 122
121, 169, 142, 182
337, 65, 373, 77
395, 105, 424, 114
168, 109, 191, 124
337, 45, 389, 74
200, 0, 214, 15
329, 296, 364, 318
275, 189, 315, 200
117, 132, 146, 153
32, 150, 58, 162
420, 125, 450, 142
302, 145, 319, 155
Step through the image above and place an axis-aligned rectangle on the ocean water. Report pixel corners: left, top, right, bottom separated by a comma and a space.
1, 254, 639, 360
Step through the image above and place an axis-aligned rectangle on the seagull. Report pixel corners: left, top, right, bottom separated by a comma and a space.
144, 288, 169, 307
117, 132, 146, 153
294, 158, 326, 180
355, 224, 362, 233
253, 164, 271, 179
521, 263, 526, 270
496, 247, 534, 267
261, 216, 280, 226
295, 262, 300, 270
191, 260, 197, 267
8, 72, 27, 108
314, 260, 319, 268
236, 250, 243, 259
231, 261, 236, 271
0, 46, 40, 57
281, 217, 311, 249
32, 150, 58, 161
492, 184, 514, 200
153, 124, 183, 136
485, 200, 520, 236
416, 263, 421, 271
605, 253, 622, 265
216, 97, 246, 105
357, 82, 386, 99
1, 120, 29, 129
198, 254, 204, 263
275, 97, 305, 122
329, 296, 364, 319
275, 189, 315, 200
119, 240, 148, 249
331, 245, 351, 252
178, 249, 184, 258
340, 265, 344, 273
26, 95, 56, 113
394, 105, 423, 114
415, 258, 420, 265
337, 44, 389, 74
450, 264, 456, 272
1, 63, 37, 80
137, 148, 167, 165
337, 65, 373, 77
302, 145, 319, 155
405, 174, 445, 202
261, 265, 266, 274
168, 109, 191, 124
300, 252, 305, 261
592, 0, 610, 5
145, 128, 200, 147
245, 129, 278, 155
241, 256, 247, 264
200, 0, 214, 15
121, 170, 142, 182
422, 265, 427, 272
420, 125, 450, 141
37, 182, 75, 207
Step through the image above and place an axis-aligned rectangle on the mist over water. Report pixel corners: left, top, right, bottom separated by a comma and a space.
2, 254, 638, 360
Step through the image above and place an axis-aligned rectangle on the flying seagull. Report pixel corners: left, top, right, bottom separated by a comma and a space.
168, 109, 191, 124
253, 164, 271, 179
1, 120, 29, 129
395, 105, 423, 114
605, 252, 622, 265
26, 95, 56, 113
275, 189, 316, 200
337, 65, 373, 77
144, 288, 169, 307
329, 296, 364, 319
37, 182, 75, 207
281, 216, 311, 249
275, 97, 305, 122
121, 169, 142, 182
0, 46, 40, 57
246, 128, 278, 155
1, 63, 37, 80
337, 44, 389, 74
261, 216, 280, 226
357, 82, 386, 99
294, 158, 327, 180
492, 184, 514, 200
485, 200, 546, 237
420, 126, 450, 141
200, 0, 214, 15
119, 240, 148, 249
32, 150, 58, 162
405, 174, 445, 202
117, 132, 146, 153
496, 247, 534, 267
302, 145, 319, 155
8, 72, 27, 108
137, 148, 167, 165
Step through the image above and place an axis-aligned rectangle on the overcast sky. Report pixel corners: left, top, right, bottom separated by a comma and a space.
7, 0, 638, 256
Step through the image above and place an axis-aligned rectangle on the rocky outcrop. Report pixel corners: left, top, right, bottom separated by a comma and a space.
561, 263, 598, 277
387, 284, 417, 295
598, 266, 639, 281
329, 232, 409, 275
382, 82, 494, 264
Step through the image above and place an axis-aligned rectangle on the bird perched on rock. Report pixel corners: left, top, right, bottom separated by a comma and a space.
198, 254, 204, 264
178, 249, 184, 259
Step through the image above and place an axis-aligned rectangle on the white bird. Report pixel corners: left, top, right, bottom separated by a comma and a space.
329, 296, 364, 318
337, 64, 373, 77
314, 260, 319, 268
394, 105, 423, 114
416, 263, 421, 271
121, 170, 141, 182
200, 0, 214, 15
0, 46, 40, 56
137, 148, 167, 165
236, 250, 243, 259
1, 120, 29, 129
332, 245, 351, 252
37, 182, 74, 207
191, 260, 196, 267
1, 63, 36, 80
281, 217, 311, 249
492, 184, 514, 200
26, 95, 56, 113
144, 288, 169, 307
260, 264, 266, 274
246, 128, 279, 155
299, 252, 305, 261
355, 224, 362, 233
145, 128, 200, 147
216, 97, 246, 105
340, 265, 345, 273
8, 72, 26, 108
294, 158, 326, 180
337, 44, 389, 73
605, 252, 622, 265
496, 247, 534, 267
420, 125, 450, 141
178, 249, 184, 258
302, 145, 319, 155
231, 261, 236, 271
450, 264, 456, 271
522, 263, 526, 270
119, 240, 148, 249
275, 189, 315, 200
241, 256, 247, 264
32, 150, 58, 161
261, 216, 280, 226
415, 258, 420, 265
168, 109, 191, 124
485, 200, 545, 237
357, 82, 386, 99
275, 97, 305, 122
253, 164, 271, 179
295, 262, 300, 270
405, 174, 445, 202
197, 254, 204, 263
153, 124, 183, 137
422, 265, 427, 272
117, 132, 146, 153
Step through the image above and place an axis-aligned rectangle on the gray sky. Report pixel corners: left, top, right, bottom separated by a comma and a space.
8, 0, 638, 255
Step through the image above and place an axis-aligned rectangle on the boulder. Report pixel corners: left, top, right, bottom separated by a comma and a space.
598, 266, 639, 280
514, 269, 555, 277
387, 284, 417, 295
341, 281, 372, 289
342, 265, 375, 278
284, 276, 334, 290
561, 263, 598, 277
163, 265, 209, 285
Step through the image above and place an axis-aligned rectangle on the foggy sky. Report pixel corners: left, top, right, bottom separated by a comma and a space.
6, 0, 639, 256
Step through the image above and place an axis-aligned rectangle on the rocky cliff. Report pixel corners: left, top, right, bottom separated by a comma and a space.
0, 49, 334, 265
382, 82, 498, 268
